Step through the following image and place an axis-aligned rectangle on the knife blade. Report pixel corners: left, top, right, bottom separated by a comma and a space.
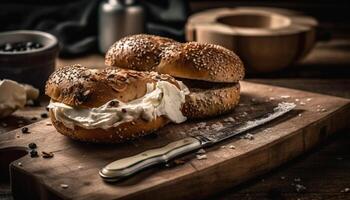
99, 102, 296, 182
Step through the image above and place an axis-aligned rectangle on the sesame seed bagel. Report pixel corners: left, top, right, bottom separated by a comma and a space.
45, 64, 186, 143
105, 34, 245, 83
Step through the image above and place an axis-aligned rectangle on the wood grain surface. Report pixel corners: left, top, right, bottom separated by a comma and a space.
0, 81, 349, 200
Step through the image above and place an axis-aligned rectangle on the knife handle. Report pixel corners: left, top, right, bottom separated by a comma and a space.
99, 137, 202, 181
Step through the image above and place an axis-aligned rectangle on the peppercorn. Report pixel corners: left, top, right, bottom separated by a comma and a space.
30, 150, 38, 157
21, 127, 29, 134
109, 100, 119, 107
28, 143, 37, 149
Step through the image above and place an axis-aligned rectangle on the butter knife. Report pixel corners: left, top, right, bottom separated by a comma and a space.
99, 102, 296, 182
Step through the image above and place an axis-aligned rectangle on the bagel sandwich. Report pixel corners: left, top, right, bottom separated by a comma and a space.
45, 65, 189, 143
105, 34, 245, 118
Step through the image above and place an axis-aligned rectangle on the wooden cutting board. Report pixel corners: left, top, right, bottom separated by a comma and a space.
1, 81, 349, 200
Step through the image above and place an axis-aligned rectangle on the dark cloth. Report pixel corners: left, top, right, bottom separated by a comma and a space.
0, 0, 189, 57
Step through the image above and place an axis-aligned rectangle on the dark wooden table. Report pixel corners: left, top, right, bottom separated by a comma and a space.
1, 38, 350, 200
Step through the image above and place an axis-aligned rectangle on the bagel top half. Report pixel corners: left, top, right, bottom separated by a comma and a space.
45, 64, 181, 108
105, 34, 245, 83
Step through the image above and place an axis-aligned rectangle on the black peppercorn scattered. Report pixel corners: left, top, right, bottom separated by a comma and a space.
30, 150, 38, 157
121, 108, 127, 113
21, 127, 29, 134
41, 113, 48, 118
28, 143, 37, 149
109, 101, 115, 107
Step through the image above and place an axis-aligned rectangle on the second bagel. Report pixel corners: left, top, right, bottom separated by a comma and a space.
105, 34, 245, 119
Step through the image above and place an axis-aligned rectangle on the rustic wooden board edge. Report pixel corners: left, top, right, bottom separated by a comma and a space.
116, 102, 350, 200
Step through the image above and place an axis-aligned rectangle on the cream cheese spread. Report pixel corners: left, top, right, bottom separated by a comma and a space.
0, 79, 39, 118
48, 80, 190, 130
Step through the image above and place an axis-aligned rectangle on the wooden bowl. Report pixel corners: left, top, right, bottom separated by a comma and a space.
186, 7, 318, 72
0, 30, 59, 91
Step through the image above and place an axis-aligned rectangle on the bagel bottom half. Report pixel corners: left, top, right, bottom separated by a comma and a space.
181, 82, 240, 119
49, 110, 169, 143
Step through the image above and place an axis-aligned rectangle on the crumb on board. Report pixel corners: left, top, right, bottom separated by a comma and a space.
196, 154, 207, 160
211, 122, 224, 131
280, 95, 290, 99
316, 108, 327, 112
196, 149, 206, 154
223, 117, 235, 123
241, 133, 254, 140
229, 145, 236, 149
197, 122, 206, 128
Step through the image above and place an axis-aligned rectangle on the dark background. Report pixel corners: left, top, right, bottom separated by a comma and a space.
1, 0, 349, 56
